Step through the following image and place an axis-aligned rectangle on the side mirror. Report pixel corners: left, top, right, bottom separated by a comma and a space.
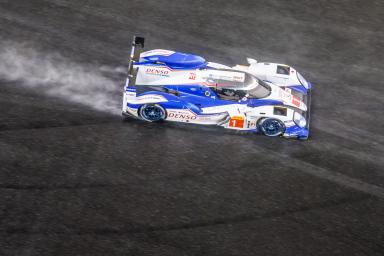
246, 58, 257, 65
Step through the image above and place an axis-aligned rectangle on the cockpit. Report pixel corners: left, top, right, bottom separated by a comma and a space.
207, 69, 271, 101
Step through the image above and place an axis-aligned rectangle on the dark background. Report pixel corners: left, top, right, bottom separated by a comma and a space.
1, 0, 384, 255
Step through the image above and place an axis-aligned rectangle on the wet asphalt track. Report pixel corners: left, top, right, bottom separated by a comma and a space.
1, 0, 384, 255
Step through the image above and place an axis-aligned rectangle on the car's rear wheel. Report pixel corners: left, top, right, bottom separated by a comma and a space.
139, 104, 166, 122
258, 118, 285, 137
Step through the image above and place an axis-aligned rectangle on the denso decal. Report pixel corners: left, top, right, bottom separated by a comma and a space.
168, 112, 197, 120
145, 67, 170, 77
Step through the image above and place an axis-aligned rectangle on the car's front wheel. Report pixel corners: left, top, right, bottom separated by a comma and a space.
139, 104, 167, 122
258, 118, 285, 137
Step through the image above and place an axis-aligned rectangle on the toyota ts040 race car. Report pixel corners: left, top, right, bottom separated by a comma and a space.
122, 36, 312, 139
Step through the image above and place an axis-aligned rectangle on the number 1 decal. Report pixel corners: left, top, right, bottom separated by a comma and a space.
229, 116, 245, 128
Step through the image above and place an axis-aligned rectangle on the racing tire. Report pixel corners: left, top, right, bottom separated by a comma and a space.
258, 118, 286, 137
139, 104, 167, 122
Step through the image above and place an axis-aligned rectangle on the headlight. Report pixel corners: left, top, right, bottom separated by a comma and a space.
293, 112, 307, 128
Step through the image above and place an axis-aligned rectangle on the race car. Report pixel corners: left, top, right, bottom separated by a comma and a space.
122, 36, 311, 139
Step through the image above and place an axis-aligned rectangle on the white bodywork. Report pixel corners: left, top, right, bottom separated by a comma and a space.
123, 48, 310, 138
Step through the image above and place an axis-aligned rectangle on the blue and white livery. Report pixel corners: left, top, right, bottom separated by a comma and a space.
122, 36, 312, 139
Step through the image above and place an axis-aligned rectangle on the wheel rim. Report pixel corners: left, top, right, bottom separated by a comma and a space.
140, 105, 165, 122
260, 118, 285, 136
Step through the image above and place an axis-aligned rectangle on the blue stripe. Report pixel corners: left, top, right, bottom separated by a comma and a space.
287, 85, 308, 95
285, 125, 309, 139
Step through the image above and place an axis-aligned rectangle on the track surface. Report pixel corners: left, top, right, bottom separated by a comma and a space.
1, 0, 384, 255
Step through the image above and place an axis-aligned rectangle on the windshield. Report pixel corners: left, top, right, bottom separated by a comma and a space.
245, 78, 271, 98
211, 70, 271, 100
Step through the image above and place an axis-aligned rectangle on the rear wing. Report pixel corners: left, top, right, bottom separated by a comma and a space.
127, 36, 145, 86
125, 36, 171, 95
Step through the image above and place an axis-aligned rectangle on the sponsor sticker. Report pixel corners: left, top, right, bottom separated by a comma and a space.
292, 96, 301, 107
280, 90, 292, 101
229, 116, 245, 128
167, 110, 197, 121
204, 70, 245, 82
125, 92, 136, 97
247, 121, 257, 129
189, 72, 196, 80
247, 116, 258, 129
233, 75, 245, 82
145, 67, 170, 77
127, 95, 167, 104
